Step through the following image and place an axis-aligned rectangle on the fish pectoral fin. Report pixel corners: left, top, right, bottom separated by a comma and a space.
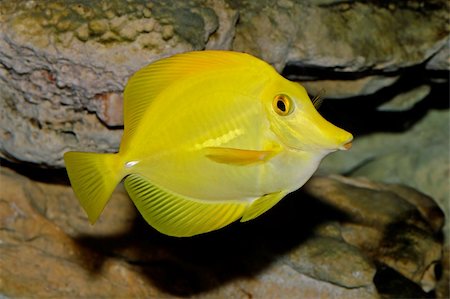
124, 174, 248, 237
241, 191, 287, 222
205, 147, 280, 165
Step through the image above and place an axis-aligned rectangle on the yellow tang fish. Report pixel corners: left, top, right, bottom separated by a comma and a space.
64, 51, 353, 237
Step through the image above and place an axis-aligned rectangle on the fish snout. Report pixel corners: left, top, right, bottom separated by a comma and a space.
317, 119, 353, 152
340, 138, 353, 150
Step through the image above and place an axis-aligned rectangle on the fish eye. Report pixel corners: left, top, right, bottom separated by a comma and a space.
272, 94, 293, 116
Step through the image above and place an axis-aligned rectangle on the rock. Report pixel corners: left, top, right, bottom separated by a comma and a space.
1, 165, 446, 298
303, 175, 445, 293
436, 246, 450, 299
232, 1, 449, 71
375, 183, 445, 233
377, 85, 432, 112
193, 263, 380, 299
93, 92, 124, 127
304, 176, 427, 229
0, 166, 166, 298
376, 224, 442, 293
320, 109, 450, 244
299, 75, 400, 99
0, 1, 448, 295
204, 0, 239, 50
1, 0, 448, 168
0, 0, 238, 167
0, 165, 379, 298
426, 42, 450, 71
285, 237, 376, 288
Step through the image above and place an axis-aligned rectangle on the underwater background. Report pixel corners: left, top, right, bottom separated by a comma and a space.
0, 1, 448, 298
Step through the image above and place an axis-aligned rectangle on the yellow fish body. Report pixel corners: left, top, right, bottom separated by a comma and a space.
64, 51, 353, 237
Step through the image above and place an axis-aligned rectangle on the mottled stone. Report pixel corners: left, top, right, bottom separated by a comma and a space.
375, 183, 445, 233
285, 237, 376, 288
0, 1, 448, 296
426, 43, 450, 71
0, 167, 164, 298
0, 166, 383, 298
303, 175, 445, 292
320, 109, 450, 244
305, 176, 421, 228
1, 166, 446, 298
93, 92, 124, 127
0, 0, 238, 167
300, 75, 400, 99
436, 246, 450, 299
232, 1, 449, 71
194, 263, 380, 299
376, 224, 443, 292
377, 85, 432, 112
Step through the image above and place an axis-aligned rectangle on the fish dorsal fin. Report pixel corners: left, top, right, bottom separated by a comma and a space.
122, 51, 268, 140
240, 191, 286, 222
205, 147, 280, 165
124, 174, 248, 237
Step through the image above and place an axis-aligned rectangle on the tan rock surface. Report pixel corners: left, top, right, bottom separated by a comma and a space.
1, 165, 446, 298
303, 175, 446, 293
0, 165, 379, 298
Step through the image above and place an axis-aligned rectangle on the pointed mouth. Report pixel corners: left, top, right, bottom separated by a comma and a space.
339, 136, 354, 151
343, 141, 352, 150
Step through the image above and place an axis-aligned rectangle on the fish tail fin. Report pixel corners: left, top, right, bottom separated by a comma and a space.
64, 151, 124, 224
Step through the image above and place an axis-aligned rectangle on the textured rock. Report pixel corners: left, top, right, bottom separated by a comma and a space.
285, 236, 376, 288
0, 0, 238, 166
377, 85, 432, 112
300, 75, 400, 99
426, 42, 450, 71
320, 109, 450, 246
0, 0, 448, 167
436, 246, 450, 299
192, 263, 379, 299
0, 166, 164, 298
303, 175, 445, 293
0, 1, 448, 296
1, 165, 446, 298
232, 1, 449, 71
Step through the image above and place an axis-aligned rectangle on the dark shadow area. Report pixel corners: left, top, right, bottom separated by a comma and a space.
374, 264, 437, 299
0, 158, 70, 185
319, 77, 449, 137
373, 219, 443, 299
73, 188, 350, 296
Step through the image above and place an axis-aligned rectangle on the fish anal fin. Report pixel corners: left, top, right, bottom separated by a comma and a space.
241, 191, 287, 222
124, 174, 248, 237
205, 147, 279, 165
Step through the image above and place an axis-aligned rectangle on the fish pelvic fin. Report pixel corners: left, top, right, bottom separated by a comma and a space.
64, 152, 124, 224
125, 174, 248, 237
240, 191, 287, 222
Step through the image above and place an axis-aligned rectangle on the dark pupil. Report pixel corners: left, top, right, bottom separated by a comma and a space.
277, 99, 286, 112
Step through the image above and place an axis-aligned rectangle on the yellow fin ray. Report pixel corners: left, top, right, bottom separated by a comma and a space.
122, 51, 268, 143
124, 174, 248, 237
205, 147, 279, 165
241, 191, 286, 222
64, 152, 123, 224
